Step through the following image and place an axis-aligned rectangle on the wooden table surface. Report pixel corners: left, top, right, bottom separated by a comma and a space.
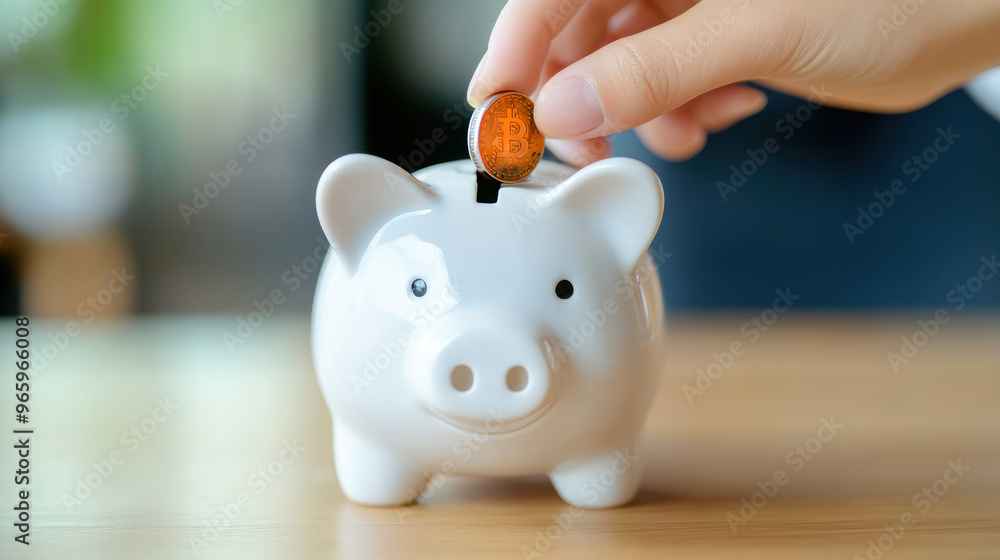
12, 312, 1000, 559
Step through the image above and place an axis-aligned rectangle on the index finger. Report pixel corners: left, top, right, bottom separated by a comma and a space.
467, 0, 588, 105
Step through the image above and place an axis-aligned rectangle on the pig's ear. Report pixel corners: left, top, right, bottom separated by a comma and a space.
316, 154, 435, 272
546, 157, 663, 272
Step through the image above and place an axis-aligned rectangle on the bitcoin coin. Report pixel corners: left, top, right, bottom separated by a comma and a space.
468, 91, 545, 183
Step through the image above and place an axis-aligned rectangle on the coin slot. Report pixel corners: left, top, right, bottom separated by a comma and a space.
476, 171, 501, 204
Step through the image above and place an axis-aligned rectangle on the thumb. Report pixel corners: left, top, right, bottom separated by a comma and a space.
534, 0, 797, 139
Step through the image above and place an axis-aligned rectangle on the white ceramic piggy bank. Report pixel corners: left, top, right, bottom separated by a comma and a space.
311, 154, 665, 508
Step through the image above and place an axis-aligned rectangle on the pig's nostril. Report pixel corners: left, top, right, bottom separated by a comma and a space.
450, 365, 474, 392
505, 366, 528, 392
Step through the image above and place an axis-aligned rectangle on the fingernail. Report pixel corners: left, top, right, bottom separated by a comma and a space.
546, 138, 612, 168
654, 113, 698, 146
467, 52, 489, 106
536, 77, 605, 138
643, 114, 706, 162
720, 89, 767, 122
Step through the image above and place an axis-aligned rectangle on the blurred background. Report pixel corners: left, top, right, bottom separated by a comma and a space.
2, 6, 998, 556
1, 0, 998, 319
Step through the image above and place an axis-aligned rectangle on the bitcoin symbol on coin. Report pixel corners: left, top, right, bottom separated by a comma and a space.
468, 91, 545, 183
498, 108, 529, 160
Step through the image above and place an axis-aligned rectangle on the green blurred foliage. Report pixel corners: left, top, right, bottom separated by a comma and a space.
8, 0, 136, 97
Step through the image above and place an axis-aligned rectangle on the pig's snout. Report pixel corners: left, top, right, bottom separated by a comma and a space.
409, 317, 559, 433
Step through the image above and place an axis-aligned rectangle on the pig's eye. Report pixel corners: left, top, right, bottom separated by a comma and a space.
410, 278, 428, 298
555, 279, 574, 300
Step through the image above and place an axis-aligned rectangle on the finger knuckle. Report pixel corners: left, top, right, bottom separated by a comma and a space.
612, 38, 676, 111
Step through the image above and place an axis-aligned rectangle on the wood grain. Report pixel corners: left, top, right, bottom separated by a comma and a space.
19, 312, 1000, 559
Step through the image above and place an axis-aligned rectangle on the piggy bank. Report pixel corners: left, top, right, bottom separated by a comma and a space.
311, 154, 665, 508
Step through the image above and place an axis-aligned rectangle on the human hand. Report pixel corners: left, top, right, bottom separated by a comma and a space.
468, 0, 1000, 164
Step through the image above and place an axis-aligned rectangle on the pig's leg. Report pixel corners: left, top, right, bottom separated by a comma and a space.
549, 447, 642, 508
334, 421, 427, 506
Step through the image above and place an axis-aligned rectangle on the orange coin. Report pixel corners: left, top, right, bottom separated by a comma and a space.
468, 91, 545, 183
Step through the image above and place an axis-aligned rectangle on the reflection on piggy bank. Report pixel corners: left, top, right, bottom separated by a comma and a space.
311, 154, 666, 508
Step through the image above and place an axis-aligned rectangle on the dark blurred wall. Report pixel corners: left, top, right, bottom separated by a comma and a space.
645, 89, 1000, 310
